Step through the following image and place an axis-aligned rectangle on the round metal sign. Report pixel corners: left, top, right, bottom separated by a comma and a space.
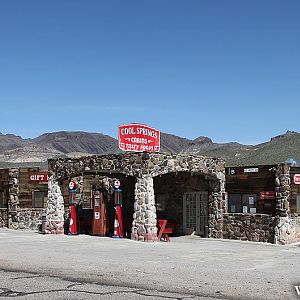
69, 181, 76, 190
114, 180, 120, 189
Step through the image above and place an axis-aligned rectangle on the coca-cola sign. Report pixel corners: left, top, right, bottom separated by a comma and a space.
118, 124, 160, 152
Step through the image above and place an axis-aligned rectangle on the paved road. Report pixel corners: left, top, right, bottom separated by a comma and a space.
0, 229, 299, 299
0, 269, 215, 300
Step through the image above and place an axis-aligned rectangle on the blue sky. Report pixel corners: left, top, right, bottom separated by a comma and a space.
0, 1, 299, 144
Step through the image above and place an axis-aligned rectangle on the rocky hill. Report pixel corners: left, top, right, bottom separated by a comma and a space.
0, 130, 299, 167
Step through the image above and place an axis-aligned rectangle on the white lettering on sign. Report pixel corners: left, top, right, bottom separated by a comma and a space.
29, 174, 49, 182
118, 124, 160, 152
244, 168, 259, 173
120, 127, 158, 138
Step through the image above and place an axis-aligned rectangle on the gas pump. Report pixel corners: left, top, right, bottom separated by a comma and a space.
68, 204, 79, 235
68, 180, 79, 235
92, 189, 107, 236
112, 180, 124, 238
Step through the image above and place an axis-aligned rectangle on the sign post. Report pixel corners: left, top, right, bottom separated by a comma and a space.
118, 124, 160, 152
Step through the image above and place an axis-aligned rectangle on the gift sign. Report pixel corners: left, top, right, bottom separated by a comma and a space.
118, 124, 160, 152
29, 173, 48, 182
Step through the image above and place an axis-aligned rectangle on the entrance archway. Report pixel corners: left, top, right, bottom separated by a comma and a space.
153, 171, 220, 237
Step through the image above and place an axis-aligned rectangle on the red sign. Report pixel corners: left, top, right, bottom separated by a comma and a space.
118, 124, 160, 152
260, 191, 275, 200
294, 174, 300, 184
29, 173, 48, 182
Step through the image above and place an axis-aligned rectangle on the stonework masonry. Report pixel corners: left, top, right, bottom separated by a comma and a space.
17, 209, 46, 231
223, 214, 275, 243
8, 168, 19, 229
132, 176, 158, 241
0, 209, 7, 227
274, 164, 300, 245
48, 153, 226, 241
45, 176, 64, 234
6, 168, 46, 230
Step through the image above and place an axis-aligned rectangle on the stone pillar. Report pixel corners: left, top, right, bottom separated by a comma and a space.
208, 172, 226, 239
45, 176, 64, 234
131, 176, 158, 242
8, 168, 20, 229
274, 164, 291, 244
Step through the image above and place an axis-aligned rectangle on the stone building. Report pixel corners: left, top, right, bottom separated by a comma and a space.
224, 164, 300, 244
1, 154, 300, 245
46, 152, 226, 241
0, 167, 48, 230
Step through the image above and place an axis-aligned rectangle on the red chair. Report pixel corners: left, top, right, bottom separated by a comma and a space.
157, 219, 176, 242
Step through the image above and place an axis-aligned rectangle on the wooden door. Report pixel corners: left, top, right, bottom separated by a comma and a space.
183, 192, 208, 235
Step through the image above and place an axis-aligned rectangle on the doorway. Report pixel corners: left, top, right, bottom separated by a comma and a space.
183, 192, 208, 236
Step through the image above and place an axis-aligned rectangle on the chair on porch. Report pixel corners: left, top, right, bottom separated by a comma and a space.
157, 218, 176, 242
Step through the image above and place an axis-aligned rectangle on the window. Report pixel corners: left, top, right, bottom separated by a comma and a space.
32, 191, 46, 208
228, 194, 242, 213
228, 193, 257, 213
0, 190, 6, 208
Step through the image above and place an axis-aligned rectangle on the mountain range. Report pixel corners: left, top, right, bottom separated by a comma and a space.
0, 130, 299, 168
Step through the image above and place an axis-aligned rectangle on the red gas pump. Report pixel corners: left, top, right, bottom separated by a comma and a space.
68, 204, 79, 235
112, 184, 124, 238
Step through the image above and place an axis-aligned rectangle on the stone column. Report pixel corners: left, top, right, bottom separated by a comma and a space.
274, 164, 291, 244
131, 176, 158, 242
8, 168, 20, 229
45, 176, 65, 234
208, 172, 226, 239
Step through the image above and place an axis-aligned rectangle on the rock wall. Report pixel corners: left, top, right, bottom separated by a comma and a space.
223, 213, 275, 243
288, 215, 300, 243
17, 209, 46, 231
273, 164, 299, 245
8, 168, 19, 229
48, 153, 225, 180
208, 172, 226, 238
45, 176, 64, 234
0, 209, 7, 227
132, 176, 158, 242
275, 164, 290, 217
275, 215, 300, 245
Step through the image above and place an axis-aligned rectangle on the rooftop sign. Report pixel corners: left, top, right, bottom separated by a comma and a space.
118, 124, 160, 152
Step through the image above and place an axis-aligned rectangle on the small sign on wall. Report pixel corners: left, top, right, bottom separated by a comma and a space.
260, 191, 275, 199
294, 174, 300, 184
243, 206, 248, 213
244, 168, 259, 173
29, 173, 48, 182
249, 197, 254, 205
